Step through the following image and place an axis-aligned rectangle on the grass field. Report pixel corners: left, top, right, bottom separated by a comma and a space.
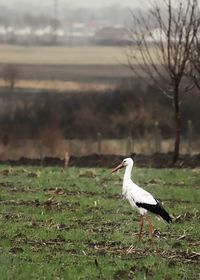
0, 165, 199, 280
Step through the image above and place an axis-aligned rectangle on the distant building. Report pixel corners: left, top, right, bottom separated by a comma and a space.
0, 22, 129, 46
94, 26, 128, 45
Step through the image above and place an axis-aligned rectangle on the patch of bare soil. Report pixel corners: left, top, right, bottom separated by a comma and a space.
0, 198, 80, 211
69, 153, 200, 168
91, 242, 200, 263
0, 182, 16, 189
9, 247, 24, 254
91, 242, 147, 258
13, 233, 71, 245
173, 211, 200, 222
44, 187, 121, 200
44, 188, 97, 197
1, 153, 200, 168
158, 249, 200, 264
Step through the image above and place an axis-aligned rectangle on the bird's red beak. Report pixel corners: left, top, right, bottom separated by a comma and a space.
111, 162, 124, 173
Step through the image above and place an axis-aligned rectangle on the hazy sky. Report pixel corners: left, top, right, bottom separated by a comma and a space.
3, 0, 159, 8
4, 0, 200, 9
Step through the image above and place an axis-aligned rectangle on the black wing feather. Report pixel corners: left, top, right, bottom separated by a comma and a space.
136, 200, 172, 223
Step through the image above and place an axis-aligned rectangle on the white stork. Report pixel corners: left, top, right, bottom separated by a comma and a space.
112, 157, 172, 241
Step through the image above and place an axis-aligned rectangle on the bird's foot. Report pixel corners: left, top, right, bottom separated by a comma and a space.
148, 237, 154, 244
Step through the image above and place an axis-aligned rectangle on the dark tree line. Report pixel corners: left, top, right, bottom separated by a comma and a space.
0, 80, 199, 145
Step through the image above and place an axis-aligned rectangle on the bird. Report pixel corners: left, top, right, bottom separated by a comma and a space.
112, 156, 172, 241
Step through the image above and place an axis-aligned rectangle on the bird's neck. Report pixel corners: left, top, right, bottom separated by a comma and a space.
123, 165, 132, 183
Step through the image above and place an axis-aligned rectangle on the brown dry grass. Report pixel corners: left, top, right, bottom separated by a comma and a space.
0, 138, 199, 161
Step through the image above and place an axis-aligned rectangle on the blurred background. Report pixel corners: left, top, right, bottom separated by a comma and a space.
0, 0, 199, 161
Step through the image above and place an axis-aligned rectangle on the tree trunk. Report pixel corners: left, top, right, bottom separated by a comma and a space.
173, 86, 181, 163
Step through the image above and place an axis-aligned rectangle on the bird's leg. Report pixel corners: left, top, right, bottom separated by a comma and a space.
147, 216, 153, 242
138, 215, 144, 241
127, 215, 144, 253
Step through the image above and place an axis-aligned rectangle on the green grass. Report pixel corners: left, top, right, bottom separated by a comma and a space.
0, 165, 199, 280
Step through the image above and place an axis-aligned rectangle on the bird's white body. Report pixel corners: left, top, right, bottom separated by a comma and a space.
112, 157, 172, 240
122, 159, 157, 216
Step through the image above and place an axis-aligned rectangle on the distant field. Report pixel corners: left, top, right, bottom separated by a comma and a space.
0, 45, 128, 65
0, 63, 133, 84
0, 79, 115, 92
0, 44, 154, 87
0, 44, 135, 83
0, 166, 199, 279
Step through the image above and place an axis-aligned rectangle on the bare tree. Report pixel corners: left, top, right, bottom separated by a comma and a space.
2, 64, 20, 90
127, 0, 200, 162
189, 36, 200, 89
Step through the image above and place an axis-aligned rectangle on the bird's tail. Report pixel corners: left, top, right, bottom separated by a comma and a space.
158, 202, 172, 223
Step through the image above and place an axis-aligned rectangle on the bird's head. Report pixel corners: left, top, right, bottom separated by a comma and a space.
111, 157, 134, 173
